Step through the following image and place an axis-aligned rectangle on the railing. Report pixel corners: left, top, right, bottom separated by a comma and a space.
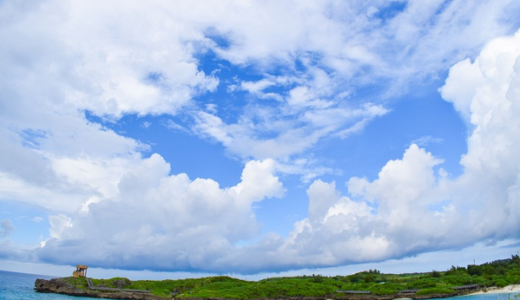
398, 289, 419, 293
335, 284, 480, 296
453, 284, 479, 290
336, 290, 371, 294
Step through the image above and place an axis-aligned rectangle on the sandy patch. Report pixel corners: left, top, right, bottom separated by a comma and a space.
470, 285, 520, 295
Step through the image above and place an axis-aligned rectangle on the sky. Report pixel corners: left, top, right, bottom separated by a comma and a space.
1, 0, 520, 279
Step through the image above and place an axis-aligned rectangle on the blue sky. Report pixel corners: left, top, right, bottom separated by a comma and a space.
1, 0, 520, 278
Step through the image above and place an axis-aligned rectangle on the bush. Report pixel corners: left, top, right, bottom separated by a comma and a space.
446, 266, 468, 276
364, 274, 375, 283
112, 277, 131, 288
431, 270, 441, 278
407, 278, 437, 289
496, 279, 508, 288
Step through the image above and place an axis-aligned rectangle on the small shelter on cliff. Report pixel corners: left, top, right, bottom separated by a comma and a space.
73, 265, 88, 277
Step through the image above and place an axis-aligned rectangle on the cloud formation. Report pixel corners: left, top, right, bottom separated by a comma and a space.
267, 28, 520, 272
29, 29, 520, 272
37, 157, 284, 271
0, 0, 519, 274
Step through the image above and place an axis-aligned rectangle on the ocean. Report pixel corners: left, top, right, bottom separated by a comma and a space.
0, 269, 518, 300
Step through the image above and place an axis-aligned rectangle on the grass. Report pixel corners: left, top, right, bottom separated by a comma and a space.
62, 276, 89, 290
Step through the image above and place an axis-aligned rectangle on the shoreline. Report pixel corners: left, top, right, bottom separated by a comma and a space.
34, 277, 520, 300
470, 285, 520, 295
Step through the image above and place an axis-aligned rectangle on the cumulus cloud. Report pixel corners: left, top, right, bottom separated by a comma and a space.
253, 145, 450, 271
37, 156, 284, 271
0, 0, 216, 214
264, 29, 520, 272
149, 28, 520, 273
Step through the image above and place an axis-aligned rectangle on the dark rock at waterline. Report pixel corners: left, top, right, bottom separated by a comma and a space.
34, 278, 164, 300
34, 278, 85, 294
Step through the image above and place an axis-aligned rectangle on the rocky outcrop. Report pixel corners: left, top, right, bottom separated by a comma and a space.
34, 278, 166, 300
34, 278, 86, 295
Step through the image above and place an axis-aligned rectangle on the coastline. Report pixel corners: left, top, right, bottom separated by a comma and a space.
34, 277, 520, 300
470, 285, 520, 295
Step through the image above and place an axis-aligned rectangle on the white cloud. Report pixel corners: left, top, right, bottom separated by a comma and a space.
192, 0, 519, 166
0, 0, 219, 119
439, 58, 485, 125
259, 145, 447, 270
194, 78, 390, 164
36, 156, 284, 271
230, 159, 285, 203
241, 79, 276, 94
0, 126, 143, 212
0, 0, 516, 186
348, 144, 443, 207
410, 135, 443, 147
192, 30, 520, 272
263, 29, 520, 272
48, 214, 72, 240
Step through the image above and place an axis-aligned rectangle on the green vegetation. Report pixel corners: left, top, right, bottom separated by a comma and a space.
62, 276, 90, 290
67, 255, 520, 299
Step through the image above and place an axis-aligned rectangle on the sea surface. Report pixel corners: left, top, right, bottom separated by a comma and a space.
0, 269, 518, 300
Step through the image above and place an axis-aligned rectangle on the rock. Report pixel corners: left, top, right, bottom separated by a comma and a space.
34, 278, 164, 300
113, 278, 132, 288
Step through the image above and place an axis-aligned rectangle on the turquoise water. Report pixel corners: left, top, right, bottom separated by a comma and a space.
0, 270, 126, 300
0, 269, 518, 300
431, 293, 520, 300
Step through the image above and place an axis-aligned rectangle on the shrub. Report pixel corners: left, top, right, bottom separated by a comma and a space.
364, 274, 375, 283
496, 279, 508, 288
431, 270, 441, 278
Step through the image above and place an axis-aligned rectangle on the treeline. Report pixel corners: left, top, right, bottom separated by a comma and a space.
349, 255, 520, 284
336, 255, 520, 296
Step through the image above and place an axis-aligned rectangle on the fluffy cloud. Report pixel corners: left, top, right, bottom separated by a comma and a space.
0, 0, 218, 118
37, 156, 284, 271
255, 146, 449, 271
269, 29, 520, 271
443, 29, 520, 236
0, 0, 219, 215
174, 28, 520, 273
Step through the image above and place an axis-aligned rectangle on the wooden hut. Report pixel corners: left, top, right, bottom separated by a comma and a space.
73, 265, 88, 277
